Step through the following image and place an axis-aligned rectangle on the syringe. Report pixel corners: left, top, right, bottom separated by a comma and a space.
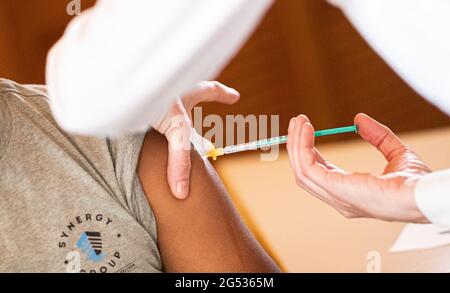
206, 125, 357, 160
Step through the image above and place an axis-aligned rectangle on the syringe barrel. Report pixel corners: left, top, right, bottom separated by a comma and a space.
223, 136, 288, 154
224, 142, 258, 154
221, 125, 356, 155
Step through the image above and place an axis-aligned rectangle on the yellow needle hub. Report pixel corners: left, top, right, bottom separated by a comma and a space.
206, 147, 225, 161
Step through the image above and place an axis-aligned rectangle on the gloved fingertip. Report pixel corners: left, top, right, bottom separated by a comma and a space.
175, 180, 190, 199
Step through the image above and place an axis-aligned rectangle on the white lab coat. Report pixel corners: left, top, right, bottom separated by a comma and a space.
46, 0, 273, 136
329, 0, 450, 227
46, 0, 450, 226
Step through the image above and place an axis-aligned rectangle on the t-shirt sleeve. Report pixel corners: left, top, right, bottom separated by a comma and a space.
107, 134, 158, 236
107, 133, 162, 269
0, 95, 12, 161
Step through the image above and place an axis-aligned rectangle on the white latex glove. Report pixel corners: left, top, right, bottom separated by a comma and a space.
152, 81, 240, 199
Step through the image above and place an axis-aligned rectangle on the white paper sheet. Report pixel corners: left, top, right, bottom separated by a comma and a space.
390, 224, 450, 253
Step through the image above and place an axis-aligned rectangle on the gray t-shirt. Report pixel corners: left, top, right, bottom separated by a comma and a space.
0, 78, 162, 273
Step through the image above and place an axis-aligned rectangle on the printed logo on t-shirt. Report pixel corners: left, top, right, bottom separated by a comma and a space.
57, 212, 137, 273
76, 231, 105, 262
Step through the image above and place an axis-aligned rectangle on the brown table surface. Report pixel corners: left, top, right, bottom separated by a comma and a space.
214, 127, 450, 272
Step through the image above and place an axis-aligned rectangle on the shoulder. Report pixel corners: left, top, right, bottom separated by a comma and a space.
0, 78, 50, 113
0, 78, 48, 97
0, 78, 52, 119
0, 79, 52, 161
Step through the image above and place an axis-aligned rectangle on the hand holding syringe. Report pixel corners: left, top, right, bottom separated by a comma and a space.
206, 125, 358, 160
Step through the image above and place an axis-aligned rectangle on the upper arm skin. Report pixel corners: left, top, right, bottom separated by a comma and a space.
137, 131, 280, 273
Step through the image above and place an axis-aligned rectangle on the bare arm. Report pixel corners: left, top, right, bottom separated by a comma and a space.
137, 131, 280, 272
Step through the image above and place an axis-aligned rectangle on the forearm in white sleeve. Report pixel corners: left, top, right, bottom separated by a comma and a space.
328, 0, 450, 116
328, 0, 450, 225
415, 169, 450, 227
46, 0, 273, 136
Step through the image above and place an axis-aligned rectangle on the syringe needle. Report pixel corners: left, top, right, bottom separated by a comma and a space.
206, 125, 357, 160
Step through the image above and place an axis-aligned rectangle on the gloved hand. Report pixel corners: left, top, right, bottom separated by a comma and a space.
286, 113, 431, 223
153, 81, 240, 199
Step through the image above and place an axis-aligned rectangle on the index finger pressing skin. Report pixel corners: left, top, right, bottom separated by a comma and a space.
165, 117, 192, 199
167, 145, 192, 199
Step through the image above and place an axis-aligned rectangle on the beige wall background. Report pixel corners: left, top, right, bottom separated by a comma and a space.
0, 0, 448, 142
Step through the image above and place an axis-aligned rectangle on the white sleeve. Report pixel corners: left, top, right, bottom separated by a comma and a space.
329, 0, 450, 226
46, 0, 273, 136
328, 0, 450, 116
415, 169, 450, 227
